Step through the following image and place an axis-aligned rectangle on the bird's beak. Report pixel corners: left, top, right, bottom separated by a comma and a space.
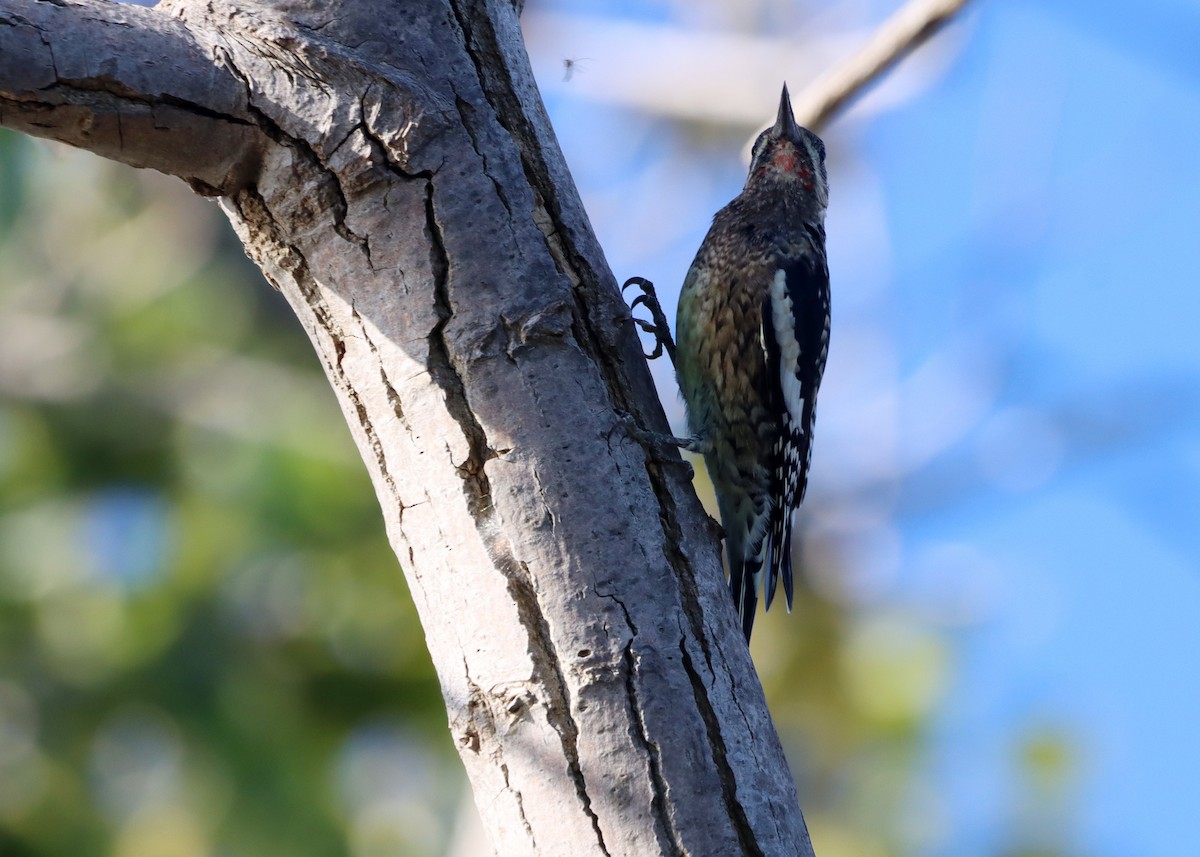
771, 83, 803, 142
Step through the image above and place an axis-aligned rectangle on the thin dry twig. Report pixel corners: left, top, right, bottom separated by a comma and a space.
791, 0, 974, 131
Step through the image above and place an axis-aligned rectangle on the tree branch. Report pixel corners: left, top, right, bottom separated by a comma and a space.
0, 0, 262, 193
792, 0, 973, 130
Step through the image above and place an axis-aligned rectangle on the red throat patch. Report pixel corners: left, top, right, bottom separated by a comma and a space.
772, 150, 814, 190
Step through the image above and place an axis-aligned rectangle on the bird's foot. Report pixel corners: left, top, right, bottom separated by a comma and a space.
611, 411, 707, 457
622, 276, 678, 366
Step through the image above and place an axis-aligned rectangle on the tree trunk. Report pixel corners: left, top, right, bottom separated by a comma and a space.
0, 0, 813, 853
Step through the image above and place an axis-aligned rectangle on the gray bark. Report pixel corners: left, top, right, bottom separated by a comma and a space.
0, 0, 814, 853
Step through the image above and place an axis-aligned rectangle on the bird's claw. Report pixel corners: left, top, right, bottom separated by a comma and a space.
609, 410, 698, 477
622, 276, 677, 365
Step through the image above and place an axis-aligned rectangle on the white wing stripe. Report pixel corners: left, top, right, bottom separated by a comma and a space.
769, 268, 805, 430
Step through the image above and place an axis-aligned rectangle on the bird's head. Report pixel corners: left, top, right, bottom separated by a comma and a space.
746, 84, 828, 211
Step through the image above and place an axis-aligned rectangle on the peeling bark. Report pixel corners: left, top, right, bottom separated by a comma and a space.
0, 0, 815, 853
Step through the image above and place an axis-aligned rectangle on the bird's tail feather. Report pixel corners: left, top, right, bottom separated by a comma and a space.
730, 556, 760, 642
763, 502, 795, 612
732, 523, 771, 641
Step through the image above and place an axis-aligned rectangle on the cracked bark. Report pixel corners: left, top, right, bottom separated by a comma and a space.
0, 0, 815, 854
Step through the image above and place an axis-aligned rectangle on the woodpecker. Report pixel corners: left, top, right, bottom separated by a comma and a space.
628, 84, 830, 641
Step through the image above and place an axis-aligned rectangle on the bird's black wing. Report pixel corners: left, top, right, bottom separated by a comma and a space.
760, 244, 831, 612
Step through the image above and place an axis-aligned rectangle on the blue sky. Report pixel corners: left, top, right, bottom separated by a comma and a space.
529, 0, 1200, 853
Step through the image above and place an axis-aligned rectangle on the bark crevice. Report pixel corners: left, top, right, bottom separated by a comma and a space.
620, 632, 684, 855
230, 186, 406, 512
424, 165, 611, 857
680, 637, 766, 857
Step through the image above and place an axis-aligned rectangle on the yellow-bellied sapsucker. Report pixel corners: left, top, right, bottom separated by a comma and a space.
627, 84, 830, 641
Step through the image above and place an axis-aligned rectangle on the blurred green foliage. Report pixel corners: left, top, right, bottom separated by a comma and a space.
0, 130, 1078, 857
0, 132, 454, 857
